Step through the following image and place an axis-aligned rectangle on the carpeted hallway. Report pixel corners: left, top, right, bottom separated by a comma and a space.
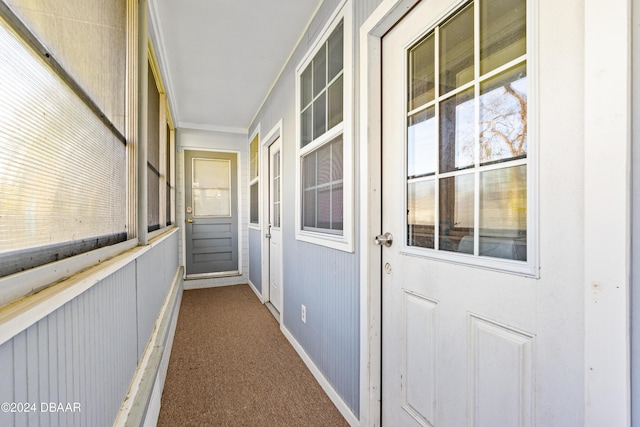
157, 284, 349, 427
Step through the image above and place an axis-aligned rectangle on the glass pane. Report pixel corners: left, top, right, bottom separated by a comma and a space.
274, 202, 281, 228
301, 64, 313, 108
303, 151, 316, 189
328, 20, 344, 81
192, 159, 231, 217
439, 174, 474, 253
303, 189, 316, 228
408, 179, 435, 248
301, 105, 313, 147
194, 159, 230, 188
479, 63, 527, 164
439, 88, 475, 173
250, 182, 258, 223
317, 142, 331, 185
317, 185, 331, 229
249, 134, 259, 180
480, 0, 526, 74
440, 4, 474, 95
193, 189, 230, 217
408, 107, 436, 178
328, 75, 343, 129
331, 136, 343, 181
409, 33, 435, 110
313, 44, 326, 97
313, 92, 327, 140
480, 165, 527, 260
332, 183, 344, 230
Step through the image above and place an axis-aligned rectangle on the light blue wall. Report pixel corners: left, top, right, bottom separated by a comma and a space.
0, 231, 179, 426
248, 0, 383, 417
249, 228, 262, 293
632, 1, 640, 423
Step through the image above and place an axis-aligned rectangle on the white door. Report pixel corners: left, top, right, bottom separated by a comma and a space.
381, 0, 582, 425
268, 137, 282, 312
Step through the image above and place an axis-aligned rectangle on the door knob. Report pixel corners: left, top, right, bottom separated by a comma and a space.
375, 232, 393, 247
187, 218, 193, 223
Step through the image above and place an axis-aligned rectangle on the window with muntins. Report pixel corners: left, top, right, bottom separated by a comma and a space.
299, 18, 345, 235
249, 133, 259, 224
406, 0, 528, 262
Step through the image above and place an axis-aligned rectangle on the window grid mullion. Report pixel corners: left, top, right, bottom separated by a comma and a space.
434, 23, 441, 251
473, 0, 480, 256
329, 142, 333, 229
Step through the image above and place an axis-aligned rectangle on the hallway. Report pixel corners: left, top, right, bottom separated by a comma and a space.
157, 285, 348, 426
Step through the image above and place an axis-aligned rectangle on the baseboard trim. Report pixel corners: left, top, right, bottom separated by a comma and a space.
248, 280, 263, 302
281, 325, 359, 426
114, 266, 184, 427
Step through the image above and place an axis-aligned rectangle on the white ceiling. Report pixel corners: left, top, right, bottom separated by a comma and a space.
149, 0, 322, 133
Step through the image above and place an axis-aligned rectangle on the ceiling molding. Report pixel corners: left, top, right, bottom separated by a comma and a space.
148, 0, 179, 125
178, 122, 249, 135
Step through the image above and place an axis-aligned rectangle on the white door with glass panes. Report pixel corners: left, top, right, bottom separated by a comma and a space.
268, 137, 282, 312
381, 0, 582, 425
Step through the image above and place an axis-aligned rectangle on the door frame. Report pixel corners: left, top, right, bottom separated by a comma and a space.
260, 120, 284, 321
359, 0, 631, 425
181, 148, 243, 279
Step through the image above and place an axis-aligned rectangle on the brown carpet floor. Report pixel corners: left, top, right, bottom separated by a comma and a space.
157, 284, 349, 427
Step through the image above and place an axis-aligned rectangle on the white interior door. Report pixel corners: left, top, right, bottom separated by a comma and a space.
381, 0, 582, 425
268, 137, 282, 312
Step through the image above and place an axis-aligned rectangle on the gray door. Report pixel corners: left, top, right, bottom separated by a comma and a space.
185, 150, 238, 275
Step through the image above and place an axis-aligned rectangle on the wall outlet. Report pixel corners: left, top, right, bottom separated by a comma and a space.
301, 304, 306, 323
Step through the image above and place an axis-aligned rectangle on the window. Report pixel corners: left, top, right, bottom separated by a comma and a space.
0, 2, 130, 278
148, 45, 175, 237
406, 0, 528, 263
249, 132, 259, 225
296, 0, 353, 251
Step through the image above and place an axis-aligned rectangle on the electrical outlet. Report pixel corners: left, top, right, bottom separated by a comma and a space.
301, 304, 306, 323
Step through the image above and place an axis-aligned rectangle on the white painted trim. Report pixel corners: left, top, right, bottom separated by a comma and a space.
294, 0, 355, 254
183, 276, 247, 290
281, 325, 359, 427
147, 0, 180, 123
114, 266, 184, 427
584, 0, 632, 424
0, 228, 178, 347
178, 122, 248, 135
248, 279, 264, 303
359, 1, 422, 425
0, 237, 139, 309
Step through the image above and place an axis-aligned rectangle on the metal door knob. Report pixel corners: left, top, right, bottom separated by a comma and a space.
187, 218, 193, 223
375, 232, 393, 247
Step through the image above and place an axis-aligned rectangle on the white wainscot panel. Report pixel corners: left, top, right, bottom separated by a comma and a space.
402, 291, 437, 426
469, 315, 534, 427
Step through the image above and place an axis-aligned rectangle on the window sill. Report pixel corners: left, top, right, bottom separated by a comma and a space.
296, 230, 354, 253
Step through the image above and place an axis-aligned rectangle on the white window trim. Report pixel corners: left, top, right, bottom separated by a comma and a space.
249, 125, 261, 230
295, 0, 354, 253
